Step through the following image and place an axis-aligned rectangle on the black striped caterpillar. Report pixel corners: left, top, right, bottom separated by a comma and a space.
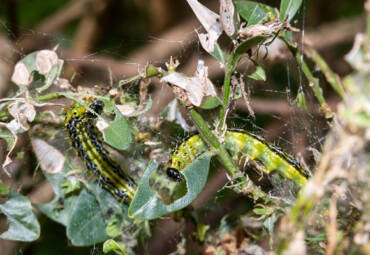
65, 100, 309, 204
65, 100, 136, 202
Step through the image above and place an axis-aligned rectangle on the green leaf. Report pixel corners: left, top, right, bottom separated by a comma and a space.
234, 35, 268, 60
296, 86, 308, 111
103, 239, 128, 254
0, 187, 40, 241
305, 233, 327, 242
36, 171, 78, 226
36, 59, 63, 93
146, 64, 162, 78
200, 96, 222, 110
0, 179, 9, 195
129, 153, 212, 220
235, 1, 276, 26
253, 207, 271, 215
196, 223, 210, 242
12, 50, 64, 92
105, 216, 121, 238
66, 188, 110, 246
280, 0, 303, 22
130, 97, 153, 117
264, 213, 281, 247
248, 63, 266, 81
103, 106, 132, 150
0, 129, 16, 151
66, 182, 128, 246
210, 43, 227, 66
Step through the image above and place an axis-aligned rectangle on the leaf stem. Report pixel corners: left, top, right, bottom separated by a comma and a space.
281, 36, 333, 117
188, 108, 238, 177
218, 53, 237, 133
34, 92, 64, 101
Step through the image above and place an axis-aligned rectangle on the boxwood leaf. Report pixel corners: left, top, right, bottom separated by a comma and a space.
0, 187, 40, 242
129, 152, 212, 219
103, 106, 132, 150
235, 1, 276, 26
66, 187, 109, 246
280, 0, 303, 22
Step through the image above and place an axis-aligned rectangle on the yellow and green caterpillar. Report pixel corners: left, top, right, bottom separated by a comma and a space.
166, 131, 310, 188
65, 100, 309, 203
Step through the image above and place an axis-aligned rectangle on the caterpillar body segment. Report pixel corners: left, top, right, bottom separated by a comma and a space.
166, 131, 309, 187
65, 100, 136, 202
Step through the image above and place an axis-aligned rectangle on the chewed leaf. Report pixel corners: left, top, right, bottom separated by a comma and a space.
0, 187, 40, 242
128, 152, 212, 220
36, 171, 77, 226
11, 50, 63, 92
103, 106, 132, 150
66, 182, 128, 246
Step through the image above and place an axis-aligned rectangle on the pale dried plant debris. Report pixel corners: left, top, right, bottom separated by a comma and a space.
7, 101, 36, 132
35, 50, 58, 74
11, 49, 62, 88
56, 78, 73, 90
96, 119, 110, 132
220, 0, 236, 37
116, 104, 136, 117
238, 19, 298, 39
282, 230, 306, 255
186, 0, 222, 53
31, 138, 65, 174
11, 62, 32, 86
161, 60, 217, 107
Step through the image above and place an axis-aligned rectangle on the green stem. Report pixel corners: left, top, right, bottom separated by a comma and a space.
305, 47, 345, 99
218, 54, 238, 132
34, 92, 64, 101
188, 108, 238, 177
119, 74, 142, 87
367, 0, 370, 41
281, 36, 333, 117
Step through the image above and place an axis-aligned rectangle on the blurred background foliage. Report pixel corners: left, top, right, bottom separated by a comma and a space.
0, 0, 368, 254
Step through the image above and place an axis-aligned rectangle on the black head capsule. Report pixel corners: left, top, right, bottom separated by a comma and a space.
166, 167, 183, 182
87, 100, 104, 118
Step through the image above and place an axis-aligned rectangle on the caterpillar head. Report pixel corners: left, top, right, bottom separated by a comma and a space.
166, 167, 183, 182
64, 103, 87, 125
64, 100, 104, 125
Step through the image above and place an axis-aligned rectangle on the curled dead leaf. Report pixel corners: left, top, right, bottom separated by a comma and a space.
220, 0, 236, 37
35, 50, 58, 75
116, 104, 135, 117
31, 138, 65, 174
186, 0, 222, 53
96, 119, 109, 132
11, 62, 32, 86
161, 60, 217, 107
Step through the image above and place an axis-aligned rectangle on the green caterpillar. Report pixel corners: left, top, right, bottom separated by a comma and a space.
65, 100, 309, 204
166, 131, 310, 188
